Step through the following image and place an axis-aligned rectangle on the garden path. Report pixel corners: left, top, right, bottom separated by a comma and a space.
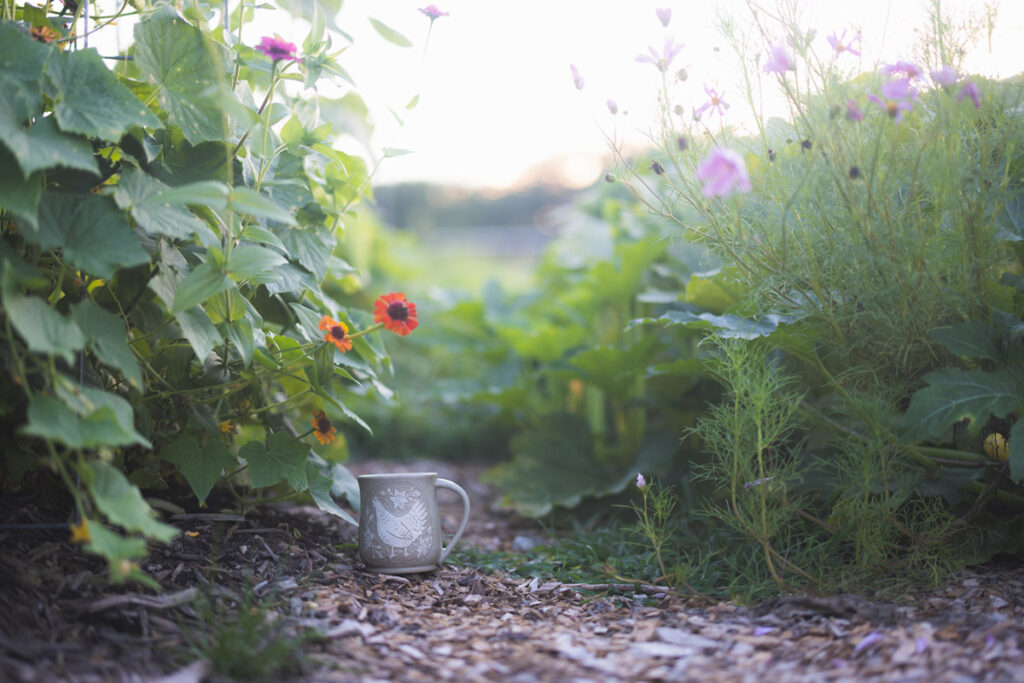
1, 459, 1023, 681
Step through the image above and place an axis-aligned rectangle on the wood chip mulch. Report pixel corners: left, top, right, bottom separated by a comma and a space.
2, 460, 1023, 682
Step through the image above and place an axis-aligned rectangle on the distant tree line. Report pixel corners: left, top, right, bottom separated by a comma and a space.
372, 182, 576, 231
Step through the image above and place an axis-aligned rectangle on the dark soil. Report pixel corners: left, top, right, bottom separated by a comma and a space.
2, 460, 1023, 682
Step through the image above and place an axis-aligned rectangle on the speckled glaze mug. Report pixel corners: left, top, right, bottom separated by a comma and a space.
357, 472, 470, 574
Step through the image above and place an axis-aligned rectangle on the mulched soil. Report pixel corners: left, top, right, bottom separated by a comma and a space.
2, 459, 1023, 682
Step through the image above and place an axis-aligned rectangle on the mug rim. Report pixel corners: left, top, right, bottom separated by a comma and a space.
357, 471, 438, 480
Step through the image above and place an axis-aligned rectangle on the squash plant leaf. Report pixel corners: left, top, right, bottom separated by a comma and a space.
239, 431, 309, 490
481, 413, 613, 517
133, 8, 231, 145
85, 461, 178, 542
0, 145, 42, 228
306, 460, 358, 525
161, 435, 237, 505
0, 113, 98, 178
112, 165, 217, 242
1009, 420, 1024, 484
70, 300, 143, 389
900, 366, 1024, 442
927, 320, 1004, 363
32, 192, 148, 279
44, 48, 161, 141
2, 291, 85, 364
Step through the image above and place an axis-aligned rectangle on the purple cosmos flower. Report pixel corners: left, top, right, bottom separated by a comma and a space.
763, 43, 795, 74
656, 7, 671, 27
570, 64, 584, 90
883, 60, 923, 79
827, 29, 861, 57
607, 99, 618, 114
255, 35, 298, 62
636, 36, 684, 73
696, 147, 751, 199
694, 84, 728, 119
931, 64, 959, 88
419, 5, 449, 20
636, 473, 646, 488
846, 99, 864, 122
958, 80, 981, 108
867, 78, 918, 122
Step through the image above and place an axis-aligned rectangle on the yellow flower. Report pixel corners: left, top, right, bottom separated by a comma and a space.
69, 518, 91, 544
219, 420, 235, 434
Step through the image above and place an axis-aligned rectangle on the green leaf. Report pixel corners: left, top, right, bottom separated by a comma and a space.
0, 23, 52, 92
55, 382, 151, 448
3, 291, 85, 363
22, 395, 145, 449
1009, 420, 1024, 484
0, 112, 99, 178
928, 320, 1004, 363
900, 366, 1024, 442
228, 187, 296, 225
133, 8, 231, 144
85, 519, 155, 585
153, 180, 229, 210
85, 461, 178, 542
280, 114, 304, 147
369, 17, 412, 47
175, 307, 223, 361
405, 94, 420, 110
564, 339, 659, 397
172, 263, 234, 313
631, 309, 793, 340
239, 224, 286, 251
112, 166, 217, 242
238, 431, 309, 490
306, 461, 357, 525
481, 414, 612, 517
281, 228, 334, 282
161, 435, 236, 505
0, 145, 42, 228
45, 48, 160, 141
30, 192, 148, 279
227, 244, 288, 281
221, 318, 255, 367
70, 300, 143, 388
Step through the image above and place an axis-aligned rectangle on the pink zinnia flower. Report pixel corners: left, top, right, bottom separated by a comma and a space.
419, 5, 449, 20
957, 80, 981, 108
694, 84, 729, 119
696, 147, 751, 198
846, 99, 864, 122
255, 35, 298, 62
570, 64, 584, 90
931, 64, 958, 88
867, 78, 918, 123
656, 8, 671, 27
827, 30, 861, 57
763, 43, 795, 74
883, 60, 923, 80
636, 36, 684, 73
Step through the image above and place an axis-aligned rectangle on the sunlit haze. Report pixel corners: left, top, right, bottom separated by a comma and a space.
334, 0, 1024, 190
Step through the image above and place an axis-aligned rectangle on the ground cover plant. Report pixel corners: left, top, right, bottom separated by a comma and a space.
0, 0, 436, 582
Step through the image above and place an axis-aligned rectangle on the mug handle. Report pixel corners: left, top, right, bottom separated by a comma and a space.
436, 478, 471, 564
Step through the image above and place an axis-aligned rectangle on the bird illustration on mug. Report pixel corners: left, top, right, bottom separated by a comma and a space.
368, 487, 431, 560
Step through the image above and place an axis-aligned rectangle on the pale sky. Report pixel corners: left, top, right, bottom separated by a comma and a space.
335, 0, 1024, 190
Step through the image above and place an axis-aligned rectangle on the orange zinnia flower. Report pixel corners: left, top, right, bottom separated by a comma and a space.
30, 26, 60, 43
319, 315, 353, 353
374, 292, 418, 336
311, 409, 336, 445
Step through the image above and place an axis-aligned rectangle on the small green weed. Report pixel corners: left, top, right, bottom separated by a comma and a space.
184, 586, 314, 682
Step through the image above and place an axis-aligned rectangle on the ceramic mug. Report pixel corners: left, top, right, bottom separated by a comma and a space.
357, 472, 471, 574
